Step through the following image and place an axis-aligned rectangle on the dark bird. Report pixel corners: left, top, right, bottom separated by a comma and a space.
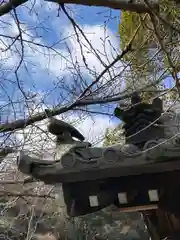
48, 118, 85, 142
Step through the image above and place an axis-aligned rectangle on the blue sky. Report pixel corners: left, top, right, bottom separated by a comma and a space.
11, 2, 120, 99
0, 2, 123, 146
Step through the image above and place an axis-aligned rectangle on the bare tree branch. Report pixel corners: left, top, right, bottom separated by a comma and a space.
144, 0, 180, 96
48, 0, 159, 13
78, 13, 147, 98
0, 36, 134, 133
0, 0, 159, 17
0, 0, 27, 17
144, 0, 180, 34
149, 13, 180, 96
0, 79, 166, 133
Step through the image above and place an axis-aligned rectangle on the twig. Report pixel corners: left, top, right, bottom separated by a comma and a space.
0, 177, 36, 185
75, 108, 114, 116
2, 33, 20, 52
0, 191, 55, 198
61, 4, 115, 80
144, 3, 180, 96
144, 0, 180, 34
0, 70, 168, 133
78, 14, 147, 98
13, 8, 28, 100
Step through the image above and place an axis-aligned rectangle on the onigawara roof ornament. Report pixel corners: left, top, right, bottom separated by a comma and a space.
17, 94, 180, 218
17, 95, 180, 181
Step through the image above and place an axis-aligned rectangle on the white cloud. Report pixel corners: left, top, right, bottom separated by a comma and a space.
0, 15, 33, 69
64, 24, 121, 76
1, 21, 120, 76
21, 24, 121, 83
0, 20, 19, 68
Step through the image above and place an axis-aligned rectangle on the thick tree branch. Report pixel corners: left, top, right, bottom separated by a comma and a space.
47, 0, 159, 13
0, 0, 27, 16
0, 0, 159, 17
0, 93, 127, 133
0, 80, 165, 133
0, 36, 134, 133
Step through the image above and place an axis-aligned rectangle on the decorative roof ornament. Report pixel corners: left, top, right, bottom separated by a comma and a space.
17, 94, 180, 218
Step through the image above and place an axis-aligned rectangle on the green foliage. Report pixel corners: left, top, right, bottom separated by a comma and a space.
160, 0, 180, 20
119, 11, 140, 50
119, 12, 151, 71
118, 0, 180, 93
119, 0, 180, 55
119, 11, 154, 92
103, 124, 125, 147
